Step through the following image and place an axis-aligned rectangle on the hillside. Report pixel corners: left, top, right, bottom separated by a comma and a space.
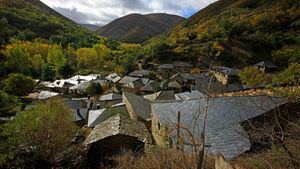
147, 0, 300, 68
80, 24, 101, 31
96, 13, 184, 43
0, 0, 100, 48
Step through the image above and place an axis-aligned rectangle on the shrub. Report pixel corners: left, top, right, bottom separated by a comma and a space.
3, 73, 35, 96
86, 82, 102, 96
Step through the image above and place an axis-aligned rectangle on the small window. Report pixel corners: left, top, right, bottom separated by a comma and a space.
158, 122, 161, 130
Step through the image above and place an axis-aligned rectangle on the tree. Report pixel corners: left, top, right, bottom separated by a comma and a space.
6, 45, 30, 75
86, 82, 102, 95
76, 48, 97, 69
1, 99, 78, 168
3, 73, 35, 96
238, 67, 270, 86
47, 45, 66, 70
93, 44, 109, 68
57, 64, 74, 79
30, 54, 44, 76
41, 64, 56, 81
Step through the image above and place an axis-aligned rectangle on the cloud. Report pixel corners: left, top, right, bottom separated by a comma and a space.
40, 0, 217, 25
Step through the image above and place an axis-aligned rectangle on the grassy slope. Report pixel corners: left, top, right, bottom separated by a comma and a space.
153, 0, 300, 68
0, 0, 100, 48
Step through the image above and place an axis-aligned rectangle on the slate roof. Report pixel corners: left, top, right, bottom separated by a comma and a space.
123, 92, 151, 121
193, 72, 243, 93
168, 81, 182, 88
87, 109, 106, 128
37, 91, 59, 100
175, 90, 206, 100
173, 61, 192, 67
140, 82, 155, 92
99, 93, 122, 101
129, 69, 151, 77
158, 64, 174, 69
254, 61, 278, 68
105, 73, 122, 83
124, 79, 144, 88
84, 114, 150, 145
213, 66, 240, 76
64, 99, 88, 122
151, 96, 285, 159
143, 91, 175, 101
119, 76, 139, 84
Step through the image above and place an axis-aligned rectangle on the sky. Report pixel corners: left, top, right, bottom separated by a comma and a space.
40, 0, 218, 26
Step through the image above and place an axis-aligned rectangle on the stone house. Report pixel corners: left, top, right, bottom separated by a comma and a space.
122, 92, 152, 130
64, 99, 89, 127
253, 61, 278, 73
151, 96, 284, 159
84, 114, 150, 168
212, 66, 240, 85
173, 61, 192, 73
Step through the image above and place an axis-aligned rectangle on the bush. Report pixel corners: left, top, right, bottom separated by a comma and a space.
238, 67, 271, 86
41, 64, 55, 81
86, 82, 102, 96
3, 73, 35, 96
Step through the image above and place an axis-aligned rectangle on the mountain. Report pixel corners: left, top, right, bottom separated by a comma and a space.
148, 0, 299, 68
80, 24, 101, 31
96, 13, 184, 43
0, 0, 100, 48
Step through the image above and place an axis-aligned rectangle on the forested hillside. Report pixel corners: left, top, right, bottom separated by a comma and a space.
96, 13, 184, 43
145, 0, 300, 68
0, 0, 100, 48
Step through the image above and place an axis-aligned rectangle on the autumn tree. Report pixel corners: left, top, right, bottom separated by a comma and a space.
30, 54, 44, 76
238, 67, 270, 86
47, 45, 66, 71
6, 45, 30, 75
2, 73, 35, 96
0, 99, 78, 168
76, 48, 97, 69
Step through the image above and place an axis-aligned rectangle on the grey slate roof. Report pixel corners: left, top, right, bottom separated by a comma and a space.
84, 114, 150, 145
168, 81, 182, 88
87, 109, 106, 128
123, 92, 151, 121
158, 64, 174, 69
213, 66, 240, 76
119, 76, 139, 84
173, 61, 192, 67
254, 61, 278, 68
175, 90, 206, 100
99, 93, 122, 101
129, 69, 151, 77
64, 99, 88, 122
140, 82, 155, 92
144, 91, 175, 101
151, 96, 285, 159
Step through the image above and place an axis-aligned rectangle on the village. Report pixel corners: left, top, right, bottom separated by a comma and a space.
17, 59, 288, 168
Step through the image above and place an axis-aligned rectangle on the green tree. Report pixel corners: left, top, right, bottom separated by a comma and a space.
86, 82, 102, 95
47, 45, 66, 70
30, 54, 44, 75
1, 99, 78, 168
57, 64, 74, 79
3, 73, 35, 96
6, 45, 30, 75
238, 67, 270, 86
41, 64, 56, 81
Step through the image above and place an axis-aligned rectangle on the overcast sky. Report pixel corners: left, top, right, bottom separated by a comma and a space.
40, 0, 217, 25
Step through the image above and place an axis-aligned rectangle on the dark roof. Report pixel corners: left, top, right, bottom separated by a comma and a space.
144, 91, 175, 101
129, 69, 151, 77
213, 66, 240, 76
173, 61, 192, 67
119, 76, 139, 84
123, 92, 151, 121
140, 82, 155, 92
254, 61, 278, 68
99, 93, 122, 101
84, 114, 150, 145
158, 64, 174, 69
152, 96, 285, 159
